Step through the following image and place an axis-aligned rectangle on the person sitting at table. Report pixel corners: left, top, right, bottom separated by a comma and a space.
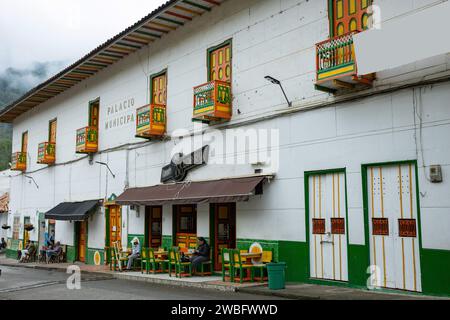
0, 237, 7, 252
190, 237, 210, 273
46, 241, 62, 263
126, 237, 141, 271
19, 240, 36, 262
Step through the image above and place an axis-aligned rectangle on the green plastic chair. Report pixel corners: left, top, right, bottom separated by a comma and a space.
148, 248, 169, 274
141, 247, 149, 274
174, 250, 192, 278
168, 247, 179, 277
232, 249, 255, 283
221, 248, 234, 282
253, 249, 273, 283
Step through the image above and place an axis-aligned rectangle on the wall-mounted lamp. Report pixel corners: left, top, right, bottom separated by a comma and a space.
265, 76, 292, 107
95, 161, 116, 178
24, 175, 39, 189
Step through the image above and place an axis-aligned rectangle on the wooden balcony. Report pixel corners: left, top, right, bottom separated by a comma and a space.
37, 142, 56, 165
76, 126, 98, 154
192, 80, 232, 124
315, 32, 374, 93
11, 152, 26, 171
135, 104, 166, 140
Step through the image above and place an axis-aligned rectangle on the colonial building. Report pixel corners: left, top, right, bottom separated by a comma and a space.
1, 0, 449, 296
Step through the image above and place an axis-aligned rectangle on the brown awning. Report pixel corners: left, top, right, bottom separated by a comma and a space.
116, 176, 271, 206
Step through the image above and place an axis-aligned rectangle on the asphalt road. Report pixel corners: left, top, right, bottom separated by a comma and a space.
0, 266, 285, 300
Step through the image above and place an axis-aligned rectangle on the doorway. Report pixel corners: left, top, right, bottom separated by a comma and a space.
37, 213, 46, 250
145, 206, 162, 249
306, 170, 349, 282
173, 205, 197, 250
23, 216, 31, 246
108, 205, 122, 248
212, 203, 236, 271
76, 221, 88, 263
365, 163, 422, 292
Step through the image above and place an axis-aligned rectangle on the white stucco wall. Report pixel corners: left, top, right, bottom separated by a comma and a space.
6, 0, 450, 252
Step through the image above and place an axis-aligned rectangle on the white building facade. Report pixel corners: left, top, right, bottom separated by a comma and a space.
1, 0, 449, 296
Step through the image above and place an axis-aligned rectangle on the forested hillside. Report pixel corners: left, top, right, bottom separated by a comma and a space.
0, 62, 65, 170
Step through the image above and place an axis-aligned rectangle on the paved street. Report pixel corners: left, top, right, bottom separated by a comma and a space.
0, 266, 286, 300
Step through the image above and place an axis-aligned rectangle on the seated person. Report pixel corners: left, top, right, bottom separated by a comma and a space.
0, 237, 7, 252
18, 240, 31, 261
190, 237, 210, 273
19, 241, 36, 262
46, 241, 62, 263
40, 244, 50, 261
126, 237, 141, 271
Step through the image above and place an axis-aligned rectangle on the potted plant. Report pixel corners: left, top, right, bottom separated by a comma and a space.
24, 223, 34, 231
1, 224, 10, 230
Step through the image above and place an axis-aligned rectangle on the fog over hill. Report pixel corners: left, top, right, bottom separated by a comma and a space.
0, 61, 66, 170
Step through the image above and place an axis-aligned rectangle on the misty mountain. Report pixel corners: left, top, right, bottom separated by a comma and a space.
0, 61, 66, 170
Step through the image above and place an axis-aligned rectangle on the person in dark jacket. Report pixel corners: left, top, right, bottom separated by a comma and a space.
190, 237, 210, 273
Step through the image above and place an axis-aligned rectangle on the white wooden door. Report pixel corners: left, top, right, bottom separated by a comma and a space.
309, 172, 348, 282
367, 164, 422, 292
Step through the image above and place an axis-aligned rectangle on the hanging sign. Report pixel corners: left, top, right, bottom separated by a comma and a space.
161, 145, 209, 183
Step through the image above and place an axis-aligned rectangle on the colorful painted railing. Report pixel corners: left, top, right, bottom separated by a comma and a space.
37, 142, 56, 165
193, 80, 232, 123
11, 152, 27, 171
316, 32, 358, 83
136, 104, 166, 139
76, 126, 98, 153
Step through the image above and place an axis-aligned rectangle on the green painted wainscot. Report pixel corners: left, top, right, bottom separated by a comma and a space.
5, 238, 20, 259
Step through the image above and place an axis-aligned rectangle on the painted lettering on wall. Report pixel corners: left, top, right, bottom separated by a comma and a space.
105, 98, 135, 130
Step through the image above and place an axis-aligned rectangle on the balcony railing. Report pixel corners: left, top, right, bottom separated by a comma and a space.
193, 80, 232, 123
315, 32, 373, 92
136, 104, 166, 139
37, 142, 56, 165
11, 152, 27, 171
76, 126, 98, 154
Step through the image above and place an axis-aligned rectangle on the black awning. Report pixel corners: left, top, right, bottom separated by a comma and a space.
45, 200, 101, 221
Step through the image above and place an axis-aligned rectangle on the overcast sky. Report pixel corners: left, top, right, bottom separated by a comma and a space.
0, 0, 167, 74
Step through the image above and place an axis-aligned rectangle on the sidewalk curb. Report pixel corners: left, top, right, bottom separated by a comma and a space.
113, 272, 238, 292
0, 262, 237, 292
236, 286, 320, 300
0, 262, 114, 278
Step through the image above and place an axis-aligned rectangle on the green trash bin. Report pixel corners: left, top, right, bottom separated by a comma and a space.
267, 262, 286, 290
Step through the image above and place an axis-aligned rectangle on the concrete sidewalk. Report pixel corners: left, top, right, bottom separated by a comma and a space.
0, 257, 262, 292
237, 283, 448, 300
2, 256, 445, 300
